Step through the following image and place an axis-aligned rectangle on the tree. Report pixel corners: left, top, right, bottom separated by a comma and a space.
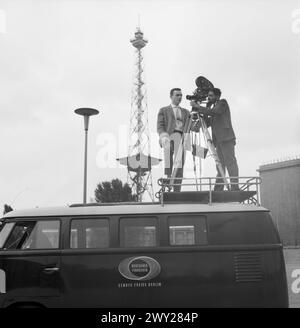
94, 178, 136, 203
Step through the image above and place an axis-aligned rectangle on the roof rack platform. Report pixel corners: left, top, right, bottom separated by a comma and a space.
162, 190, 257, 204
157, 176, 261, 206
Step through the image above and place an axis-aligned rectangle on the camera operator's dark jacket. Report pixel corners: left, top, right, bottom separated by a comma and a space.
201, 99, 236, 145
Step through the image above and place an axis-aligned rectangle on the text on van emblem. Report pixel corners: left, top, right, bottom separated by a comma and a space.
118, 256, 161, 281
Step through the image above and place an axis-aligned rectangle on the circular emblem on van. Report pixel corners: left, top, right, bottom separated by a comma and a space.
118, 256, 161, 281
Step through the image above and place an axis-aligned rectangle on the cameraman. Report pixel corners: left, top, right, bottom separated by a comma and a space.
190, 88, 239, 191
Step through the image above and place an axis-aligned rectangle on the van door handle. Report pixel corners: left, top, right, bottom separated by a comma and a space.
43, 267, 60, 273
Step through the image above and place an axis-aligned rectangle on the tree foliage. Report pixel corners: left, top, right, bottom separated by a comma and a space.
94, 178, 135, 203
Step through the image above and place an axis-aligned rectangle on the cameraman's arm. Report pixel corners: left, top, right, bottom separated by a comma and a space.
208, 99, 227, 115
191, 99, 227, 116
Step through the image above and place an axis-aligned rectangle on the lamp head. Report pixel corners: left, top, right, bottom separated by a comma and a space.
75, 108, 99, 131
74, 108, 99, 117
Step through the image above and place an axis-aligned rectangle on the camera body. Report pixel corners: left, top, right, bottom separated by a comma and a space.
186, 88, 208, 102
186, 76, 214, 103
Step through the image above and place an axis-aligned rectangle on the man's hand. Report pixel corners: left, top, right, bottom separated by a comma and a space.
190, 101, 208, 114
190, 100, 200, 109
161, 135, 170, 148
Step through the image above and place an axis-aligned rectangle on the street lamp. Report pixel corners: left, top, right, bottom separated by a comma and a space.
74, 107, 99, 204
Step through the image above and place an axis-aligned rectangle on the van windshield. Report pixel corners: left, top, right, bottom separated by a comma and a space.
0, 222, 15, 248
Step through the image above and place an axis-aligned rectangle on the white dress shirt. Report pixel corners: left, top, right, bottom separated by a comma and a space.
171, 103, 183, 132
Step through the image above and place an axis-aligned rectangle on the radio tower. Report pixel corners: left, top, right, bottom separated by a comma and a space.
117, 27, 160, 202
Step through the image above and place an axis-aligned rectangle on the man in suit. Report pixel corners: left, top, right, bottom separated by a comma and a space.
157, 88, 193, 192
190, 88, 239, 191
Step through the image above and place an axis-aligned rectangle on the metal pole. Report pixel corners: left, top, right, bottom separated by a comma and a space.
74, 107, 99, 205
83, 128, 88, 204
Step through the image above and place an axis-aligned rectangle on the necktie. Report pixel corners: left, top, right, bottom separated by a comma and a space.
175, 106, 181, 120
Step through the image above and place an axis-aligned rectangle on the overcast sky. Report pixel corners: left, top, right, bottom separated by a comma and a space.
0, 0, 299, 210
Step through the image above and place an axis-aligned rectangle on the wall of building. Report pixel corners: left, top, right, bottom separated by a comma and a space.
258, 159, 300, 246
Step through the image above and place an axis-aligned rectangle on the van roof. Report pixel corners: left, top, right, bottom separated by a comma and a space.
2, 202, 269, 219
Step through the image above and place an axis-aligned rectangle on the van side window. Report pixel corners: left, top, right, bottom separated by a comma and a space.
120, 217, 158, 247
22, 221, 60, 249
168, 216, 207, 246
70, 219, 109, 248
4, 221, 60, 250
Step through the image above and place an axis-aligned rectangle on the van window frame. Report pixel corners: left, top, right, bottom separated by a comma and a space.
69, 216, 111, 249
0, 217, 62, 251
119, 215, 159, 248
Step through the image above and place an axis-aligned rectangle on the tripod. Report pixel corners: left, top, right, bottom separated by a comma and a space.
169, 105, 229, 191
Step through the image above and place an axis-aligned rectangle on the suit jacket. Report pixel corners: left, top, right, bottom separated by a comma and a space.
157, 105, 192, 149
203, 99, 236, 144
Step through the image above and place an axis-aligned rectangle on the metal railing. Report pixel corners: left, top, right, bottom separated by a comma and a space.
157, 176, 262, 206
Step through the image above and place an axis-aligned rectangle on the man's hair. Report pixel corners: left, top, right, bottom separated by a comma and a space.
170, 88, 182, 97
210, 88, 222, 98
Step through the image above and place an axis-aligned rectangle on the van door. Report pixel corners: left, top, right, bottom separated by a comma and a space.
60, 217, 114, 307
0, 220, 61, 308
60, 216, 163, 307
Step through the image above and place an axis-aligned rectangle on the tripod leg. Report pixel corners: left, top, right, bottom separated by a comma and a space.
168, 111, 231, 193
191, 131, 199, 191
199, 117, 230, 190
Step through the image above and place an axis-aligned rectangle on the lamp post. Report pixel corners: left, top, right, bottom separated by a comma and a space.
74, 107, 99, 204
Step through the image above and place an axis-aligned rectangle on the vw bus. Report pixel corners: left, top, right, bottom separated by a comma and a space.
0, 198, 289, 308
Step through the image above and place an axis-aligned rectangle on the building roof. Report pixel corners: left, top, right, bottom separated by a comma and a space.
258, 158, 300, 172
2, 202, 268, 219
